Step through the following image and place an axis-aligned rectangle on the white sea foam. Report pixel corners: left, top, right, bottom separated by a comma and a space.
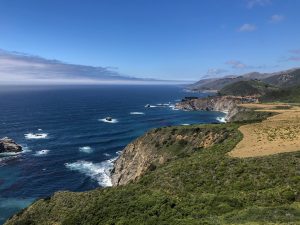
34, 149, 50, 156
98, 118, 118, 123
116, 150, 122, 155
216, 117, 226, 123
0, 152, 21, 157
38, 128, 43, 131
181, 123, 190, 126
65, 160, 114, 187
22, 146, 32, 153
130, 112, 145, 115
79, 146, 94, 154
103, 153, 111, 157
24, 133, 48, 139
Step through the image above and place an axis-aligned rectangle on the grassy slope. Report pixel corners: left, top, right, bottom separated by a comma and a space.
260, 85, 300, 103
219, 80, 278, 97
6, 121, 300, 225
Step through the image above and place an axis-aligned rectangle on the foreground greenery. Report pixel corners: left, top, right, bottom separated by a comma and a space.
6, 119, 300, 225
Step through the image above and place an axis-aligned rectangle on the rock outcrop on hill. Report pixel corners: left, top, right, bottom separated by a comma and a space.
0, 137, 22, 153
111, 125, 230, 186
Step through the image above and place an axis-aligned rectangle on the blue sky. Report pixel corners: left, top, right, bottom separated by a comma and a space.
0, 0, 299, 82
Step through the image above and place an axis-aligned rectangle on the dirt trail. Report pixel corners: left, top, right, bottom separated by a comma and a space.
229, 104, 300, 158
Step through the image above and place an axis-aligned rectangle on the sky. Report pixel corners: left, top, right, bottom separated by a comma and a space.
0, 0, 300, 83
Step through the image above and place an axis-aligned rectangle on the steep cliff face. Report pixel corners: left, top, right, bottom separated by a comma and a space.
175, 96, 258, 121
111, 125, 230, 186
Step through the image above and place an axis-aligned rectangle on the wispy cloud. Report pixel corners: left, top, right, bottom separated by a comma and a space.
226, 60, 248, 69
0, 49, 153, 85
246, 0, 271, 9
203, 68, 228, 78
238, 23, 257, 32
270, 14, 284, 23
287, 56, 300, 62
289, 49, 300, 54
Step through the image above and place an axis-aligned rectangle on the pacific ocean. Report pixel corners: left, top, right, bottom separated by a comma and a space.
0, 85, 225, 224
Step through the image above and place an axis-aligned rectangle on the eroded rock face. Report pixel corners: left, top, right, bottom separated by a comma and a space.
111, 126, 229, 186
0, 137, 22, 153
175, 96, 258, 121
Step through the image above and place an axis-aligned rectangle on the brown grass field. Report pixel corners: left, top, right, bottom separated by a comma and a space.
229, 103, 300, 158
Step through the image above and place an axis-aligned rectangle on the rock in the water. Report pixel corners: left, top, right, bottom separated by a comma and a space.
0, 137, 22, 153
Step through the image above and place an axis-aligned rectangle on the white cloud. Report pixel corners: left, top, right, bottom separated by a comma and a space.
270, 14, 284, 23
246, 0, 271, 9
289, 49, 300, 54
238, 23, 257, 32
226, 60, 248, 69
206, 68, 227, 76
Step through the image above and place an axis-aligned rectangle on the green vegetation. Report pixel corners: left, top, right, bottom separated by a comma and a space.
260, 85, 300, 103
6, 122, 300, 225
230, 107, 277, 123
219, 80, 279, 97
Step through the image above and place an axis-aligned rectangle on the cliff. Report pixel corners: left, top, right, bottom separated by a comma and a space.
175, 96, 258, 121
111, 125, 230, 186
0, 137, 22, 153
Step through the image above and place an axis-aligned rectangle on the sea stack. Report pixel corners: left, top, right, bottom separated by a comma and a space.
0, 137, 22, 153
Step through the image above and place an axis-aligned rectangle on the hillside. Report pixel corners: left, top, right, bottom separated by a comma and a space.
262, 68, 300, 88
189, 68, 300, 92
188, 76, 246, 92
260, 85, 300, 103
219, 80, 279, 96
5, 114, 300, 224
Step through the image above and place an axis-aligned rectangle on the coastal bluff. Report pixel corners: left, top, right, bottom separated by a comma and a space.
111, 125, 231, 186
0, 137, 22, 153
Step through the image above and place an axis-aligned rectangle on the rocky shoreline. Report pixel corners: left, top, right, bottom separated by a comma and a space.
175, 95, 258, 121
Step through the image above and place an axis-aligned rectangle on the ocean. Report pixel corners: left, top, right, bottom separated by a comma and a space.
0, 85, 225, 224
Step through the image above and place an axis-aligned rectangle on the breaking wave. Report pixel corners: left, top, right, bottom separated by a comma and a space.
65, 159, 116, 187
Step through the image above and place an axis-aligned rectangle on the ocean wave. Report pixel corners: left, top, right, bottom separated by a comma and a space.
34, 149, 50, 156
24, 133, 48, 139
130, 112, 145, 115
79, 146, 94, 154
181, 123, 190, 126
65, 160, 114, 187
98, 118, 118, 124
216, 117, 226, 123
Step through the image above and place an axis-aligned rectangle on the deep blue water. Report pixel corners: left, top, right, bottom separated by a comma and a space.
0, 85, 224, 224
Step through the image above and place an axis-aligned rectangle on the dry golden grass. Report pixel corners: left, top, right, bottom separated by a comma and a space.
229, 104, 300, 158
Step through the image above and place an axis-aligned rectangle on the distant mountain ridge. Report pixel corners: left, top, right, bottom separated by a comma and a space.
219, 80, 279, 96
188, 68, 300, 92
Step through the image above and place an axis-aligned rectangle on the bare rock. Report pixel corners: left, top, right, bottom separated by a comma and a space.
0, 137, 22, 153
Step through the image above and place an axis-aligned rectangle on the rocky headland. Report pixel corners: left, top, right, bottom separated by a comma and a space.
175, 95, 258, 121
0, 137, 22, 153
